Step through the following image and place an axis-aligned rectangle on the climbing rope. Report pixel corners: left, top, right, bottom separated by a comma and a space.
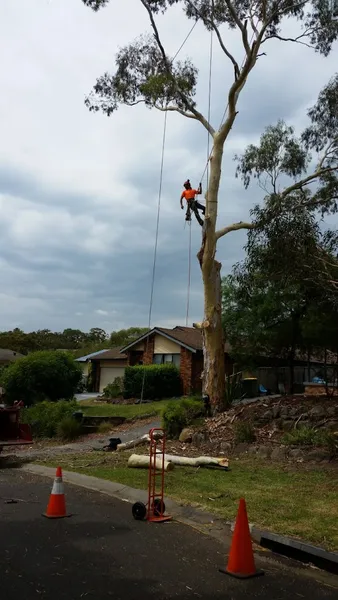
186, 220, 192, 326
140, 22, 198, 402
199, 23, 259, 184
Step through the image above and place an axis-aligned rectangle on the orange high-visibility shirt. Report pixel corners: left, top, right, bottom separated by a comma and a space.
181, 189, 199, 201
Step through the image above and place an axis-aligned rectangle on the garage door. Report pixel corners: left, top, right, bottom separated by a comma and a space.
99, 367, 125, 393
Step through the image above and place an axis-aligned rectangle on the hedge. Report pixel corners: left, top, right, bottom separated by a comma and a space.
123, 364, 182, 400
162, 397, 204, 438
1, 350, 82, 406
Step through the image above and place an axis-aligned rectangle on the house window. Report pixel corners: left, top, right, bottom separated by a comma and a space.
153, 354, 181, 367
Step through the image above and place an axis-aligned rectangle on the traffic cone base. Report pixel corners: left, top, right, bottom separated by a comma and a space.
43, 467, 71, 519
219, 567, 264, 579
221, 498, 264, 579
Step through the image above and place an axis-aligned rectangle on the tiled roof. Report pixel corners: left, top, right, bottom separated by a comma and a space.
0, 349, 24, 361
90, 347, 127, 361
157, 327, 203, 350
75, 349, 112, 362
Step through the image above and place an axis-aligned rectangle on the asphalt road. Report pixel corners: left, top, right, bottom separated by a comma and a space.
0, 469, 337, 600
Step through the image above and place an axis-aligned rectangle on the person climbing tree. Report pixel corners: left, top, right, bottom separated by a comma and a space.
180, 179, 205, 224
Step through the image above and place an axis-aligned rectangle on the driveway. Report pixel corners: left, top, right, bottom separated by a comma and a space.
0, 469, 337, 600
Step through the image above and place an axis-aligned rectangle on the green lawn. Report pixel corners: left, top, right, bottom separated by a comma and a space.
78, 399, 174, 420
40, 451, 338, 551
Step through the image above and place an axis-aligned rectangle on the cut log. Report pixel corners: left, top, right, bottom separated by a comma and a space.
127, 454, 174, 471
165, 454, 229, 469
117, 430, 163, 452
127, 453, 228, 470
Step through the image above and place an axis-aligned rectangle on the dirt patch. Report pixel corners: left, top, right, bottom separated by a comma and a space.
190, 395, 338, 464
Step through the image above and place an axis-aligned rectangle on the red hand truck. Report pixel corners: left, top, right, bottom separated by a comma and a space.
132, 427, 172, 523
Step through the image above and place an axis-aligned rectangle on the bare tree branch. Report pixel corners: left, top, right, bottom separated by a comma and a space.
262, 33, 313, 49
154, 104, 215, 132
224, 0, 250, 54
281, 167, 338, 199
140, 0, 215, 137
185, 0, 240, 78
215, 220, 255, 240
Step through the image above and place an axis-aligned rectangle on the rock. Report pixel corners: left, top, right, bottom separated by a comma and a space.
233, 443, 250, 455
257, 445, 272, 459
280, 407, 289, 419
325, 421, 338, 431
220, 441, 232, 453
261, 410, 274, 422
288, 407, 300, 419
281, 420, 294, 432
192, 431, 209, 447
309, 406, 326, 419
271, 447, 287, 461
288, 448, 303, 459
179, 428, 194, 443
327, 406, 337, 418
272, 405, 280, 419
304, 449, 331, 462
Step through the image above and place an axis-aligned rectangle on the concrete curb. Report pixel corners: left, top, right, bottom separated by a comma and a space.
251, 528, 338, 576
23, 464, 338, 576
22, 464, 233, 544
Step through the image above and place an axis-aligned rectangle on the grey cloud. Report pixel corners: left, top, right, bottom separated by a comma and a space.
0, 0, 337, 333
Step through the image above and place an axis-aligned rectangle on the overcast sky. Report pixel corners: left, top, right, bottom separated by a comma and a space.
0, 0, 337, 334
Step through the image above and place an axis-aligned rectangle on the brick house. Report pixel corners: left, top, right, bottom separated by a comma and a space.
120, 326, 233, 395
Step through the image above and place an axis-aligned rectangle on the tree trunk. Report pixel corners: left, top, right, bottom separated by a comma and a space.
198, 138, 225, 411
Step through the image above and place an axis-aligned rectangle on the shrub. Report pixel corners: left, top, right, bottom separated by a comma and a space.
21, 400, 78, 438
103, 377, 124, 399
283, 426, 337, 455
162, 397, 204, 438
57, 417, 82, 441
123, 364, 182, 400
1, 350, 82, 406
97, 422, 113, 434
234, 421, 256, 444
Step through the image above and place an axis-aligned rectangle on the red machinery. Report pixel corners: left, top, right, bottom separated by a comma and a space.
0, 403, 32, 453
132, 427, 172, 523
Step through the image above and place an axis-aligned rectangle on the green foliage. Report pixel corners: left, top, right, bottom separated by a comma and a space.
283, 426, 337, 455
97, 421, 113, 434
1, 351, 82, 406
234, 421, 256, 444
57, 417, 83, 441
235, 121, 310, 190
109, 327, 149, 347
21, 400, 78, 438
102, 378, 124, 399
162, 397, 204, 439
123, 364, 182, 400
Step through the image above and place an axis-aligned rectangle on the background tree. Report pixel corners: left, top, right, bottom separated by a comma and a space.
109, 327, 149, 347
82, 0, 338, 409
223, 117, 338, 391
1, 351, 82, 406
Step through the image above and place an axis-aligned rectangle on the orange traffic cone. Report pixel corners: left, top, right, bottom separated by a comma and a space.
220, 498, 263, 579
43, 467, 71, 519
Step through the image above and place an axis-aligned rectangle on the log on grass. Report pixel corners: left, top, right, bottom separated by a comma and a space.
127, 453, 174, 471
165, 454, 229, 469
117, 430, 163, 452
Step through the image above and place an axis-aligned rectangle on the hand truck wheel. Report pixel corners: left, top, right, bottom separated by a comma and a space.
153, 498, 165, 516
132, 501, 147, 521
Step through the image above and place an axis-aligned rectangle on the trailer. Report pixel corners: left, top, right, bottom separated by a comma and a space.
0, 403, 32, 453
